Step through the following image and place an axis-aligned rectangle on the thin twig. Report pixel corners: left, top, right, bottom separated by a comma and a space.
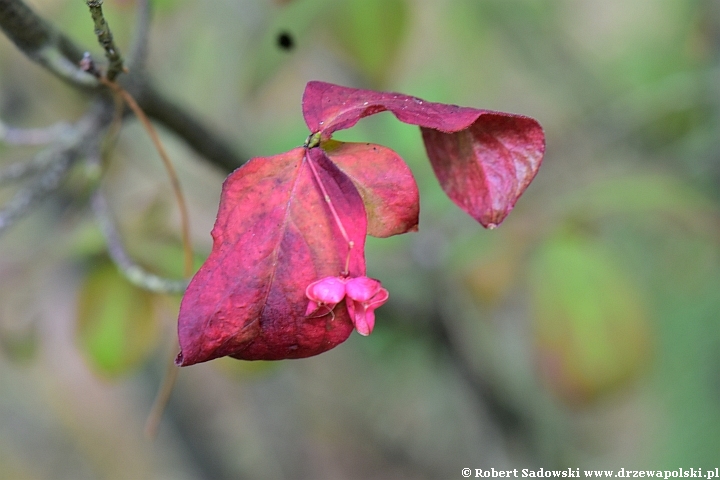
90, 189, 188, 294
0, 0, 246, 171
0, 148, 63, 185
144, 348, 180, 439
0, 159, 43, 184
96, 89, 125, 162
0, 102, 113, 234
0, 120, 72, 146
0, 0, 99, 87
93, 178, 183, 438
101, 78, 193, 278
133, 80, 245, 172
86, 0, 125, 81
429, 307, 528, 436
0, 147, 75, 235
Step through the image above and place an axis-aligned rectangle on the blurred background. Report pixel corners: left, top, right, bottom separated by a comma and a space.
1, 0, 720, 478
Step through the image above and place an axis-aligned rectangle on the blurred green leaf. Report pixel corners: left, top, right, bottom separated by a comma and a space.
559, 174, 718, 224
68, 221, 107, 259
328, 0, 409, 86
529, 233, 652, 405
76, 260, 158, 378
150, 0, 187, 14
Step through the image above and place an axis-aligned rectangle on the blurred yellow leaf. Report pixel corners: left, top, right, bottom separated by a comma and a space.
462, 246, 520, 307
76, 260, 158, 378
212, 356, 281, 380
529, 233, 653, 405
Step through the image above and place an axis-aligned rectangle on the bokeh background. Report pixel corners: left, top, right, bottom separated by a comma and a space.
2, 0, 720, 478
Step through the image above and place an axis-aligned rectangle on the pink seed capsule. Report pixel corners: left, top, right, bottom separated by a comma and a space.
305, 276, 347, 316
344, 277, 389, 336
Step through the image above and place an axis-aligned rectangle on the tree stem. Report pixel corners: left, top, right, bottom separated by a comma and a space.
0, 0, 99, 87
91, 189, 189, 294
0, 0, 245, 171
86, 0, 125, 81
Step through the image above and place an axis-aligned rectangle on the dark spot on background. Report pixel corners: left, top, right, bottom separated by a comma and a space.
277, 31, 294, 51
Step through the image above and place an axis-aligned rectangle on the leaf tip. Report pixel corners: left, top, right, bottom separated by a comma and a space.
174, 350, 185, 366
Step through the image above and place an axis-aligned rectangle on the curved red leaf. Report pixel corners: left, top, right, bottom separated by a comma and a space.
303, 81, 480, 138
422, 116, 545, 227
177, 147, 367, 365
323, 140, 419, 237
302, 81, 545, 228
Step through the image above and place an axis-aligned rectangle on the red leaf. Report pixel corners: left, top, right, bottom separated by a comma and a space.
303, 81, 545, 227
303, 81, 480, 138
178, 80, 545, 366
421, 116, 544, 227
323, 140, 419, 237
176, 147, 367, 365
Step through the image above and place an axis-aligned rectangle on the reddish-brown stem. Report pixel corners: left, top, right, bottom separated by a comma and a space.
100, 77, 193, 279
305, 150, 354, 275
99, 77, 191, 440
144, 348, 179, 438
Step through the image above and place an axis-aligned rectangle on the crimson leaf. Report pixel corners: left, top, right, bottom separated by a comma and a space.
303, 81, 545, 227
176, 147, 367, 366
178, 81, 544, 365
323, 140, 419, 237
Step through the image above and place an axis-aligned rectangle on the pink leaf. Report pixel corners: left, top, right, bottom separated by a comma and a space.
176, 147, 367, 365
323, 140, 419, 237
303, 81, 545, 227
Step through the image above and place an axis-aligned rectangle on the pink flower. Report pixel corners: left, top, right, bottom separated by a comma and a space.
305, 275, 389, 336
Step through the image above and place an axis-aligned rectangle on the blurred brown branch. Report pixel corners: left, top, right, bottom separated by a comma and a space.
0, 102, 114, 236
91, 189, 188, 294
0, 0, 244, 172
0, 0, 98, 87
